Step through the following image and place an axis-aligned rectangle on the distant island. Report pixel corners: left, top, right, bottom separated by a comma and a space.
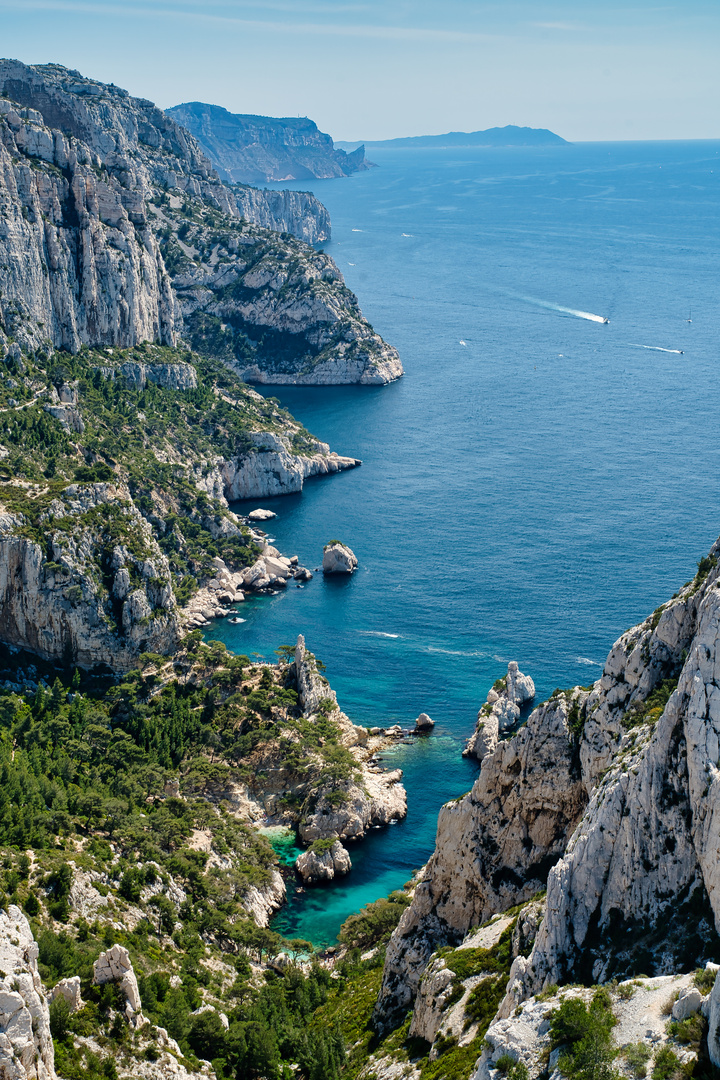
168, 101, 372, 183
335, 124, 568, 151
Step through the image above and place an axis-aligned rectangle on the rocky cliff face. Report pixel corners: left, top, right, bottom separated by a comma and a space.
0, 341, 360, 669
0, 905, 55, 1080
0, 60, 401, 385
375, 541, 720, 1037
167, 102, 370, 184
0, 482, 179, 671
233, 185, 330, 245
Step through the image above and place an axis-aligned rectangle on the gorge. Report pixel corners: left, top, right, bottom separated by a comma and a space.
1, 55, 720, 1080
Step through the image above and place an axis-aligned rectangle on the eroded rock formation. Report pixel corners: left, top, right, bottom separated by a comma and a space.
0, 905, 55, 1080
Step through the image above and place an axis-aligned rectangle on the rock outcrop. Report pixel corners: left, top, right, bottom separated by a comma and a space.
414, 713, 435, 733
233, 185, 330, 245
0, 905, 55, 1080
0, 482, 180, 670
322, 542, 358, 575
296, 839, 352, 884
92, 944, 142, 1019
464, 661, 536, 759
167, 101, 370, 184
0, 60, 401, 385
49, 977, 84, 1013
376, 541, 720, 1039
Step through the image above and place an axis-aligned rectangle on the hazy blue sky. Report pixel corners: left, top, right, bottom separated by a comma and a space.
1, 0, 718, 141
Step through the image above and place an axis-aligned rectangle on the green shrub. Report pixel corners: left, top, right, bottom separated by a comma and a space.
652, 1047, 680, 1080
549, 989, 617, 1080
623, 1042, 652, 1078
338, 890, 411, 949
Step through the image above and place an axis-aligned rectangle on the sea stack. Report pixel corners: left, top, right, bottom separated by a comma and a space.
322, 542, 358, 574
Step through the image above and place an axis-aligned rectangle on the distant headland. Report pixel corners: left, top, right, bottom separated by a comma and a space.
168, 100, 372, 183
335, 124, 568, 151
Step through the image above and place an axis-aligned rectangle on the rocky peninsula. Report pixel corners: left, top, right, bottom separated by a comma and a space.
168, 102, 371, 184
0, 60, 402, 385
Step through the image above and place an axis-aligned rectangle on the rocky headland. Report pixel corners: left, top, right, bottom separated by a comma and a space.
0, 59, 402, 385
167, 102, 371, 184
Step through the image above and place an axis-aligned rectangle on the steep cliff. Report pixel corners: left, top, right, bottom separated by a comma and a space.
233, 185, 330, 245
374, 541, 720, 1038
0, 60, 401, 385
168, 102, 370, 184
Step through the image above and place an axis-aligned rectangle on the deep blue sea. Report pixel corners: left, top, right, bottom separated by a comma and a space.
206, 141, 720, 945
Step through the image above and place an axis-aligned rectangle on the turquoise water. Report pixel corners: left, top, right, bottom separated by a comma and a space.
206, 141, 720, 946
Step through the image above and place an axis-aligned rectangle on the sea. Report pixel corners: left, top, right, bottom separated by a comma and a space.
205, 139, 720, 946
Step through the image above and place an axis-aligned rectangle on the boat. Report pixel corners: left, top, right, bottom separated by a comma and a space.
602, 317, 610, 324
228, 616, 246, 625
687, 309, 692, 323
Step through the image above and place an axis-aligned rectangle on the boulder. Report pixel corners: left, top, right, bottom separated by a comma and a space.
414, 713, 435, 733
296, 840, 352, 884
248, 508, 277, 521
322, 542, 358, 575
50, 976, 84, 1013
672, 986, 704, 1020
263, 556, 291, 579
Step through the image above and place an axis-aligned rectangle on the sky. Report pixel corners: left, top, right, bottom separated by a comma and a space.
1, 1, 719, 141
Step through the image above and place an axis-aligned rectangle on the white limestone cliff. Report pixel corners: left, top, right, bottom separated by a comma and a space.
375, 539, 720, 1040
0, 60, 402, 386
0, 905, 55, 1080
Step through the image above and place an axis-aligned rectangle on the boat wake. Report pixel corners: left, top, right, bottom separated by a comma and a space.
522, 295, 609, 323
504, 289, 609, 323
358, 630, 400, 639
576, 656, 602, 666
351, 228, 363, 232
628, 344, 684, 355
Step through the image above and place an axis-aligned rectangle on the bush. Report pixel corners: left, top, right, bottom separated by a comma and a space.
549, 989, 617, 1080
338, 891, 411, 950
49, 994, 71, 1040
622, 1042, 652, 1078
652, 1047, 680, 1080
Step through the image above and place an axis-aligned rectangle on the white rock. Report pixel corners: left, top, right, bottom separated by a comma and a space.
322, 542, 358, 575
0, 905, 56, 1080
248, 509, 277, 520
93, 944, 142, 1015
296, 840, 352, 884
673, 986, 704, 1020
414, 713, 435, 732
50, 976, 84, 1013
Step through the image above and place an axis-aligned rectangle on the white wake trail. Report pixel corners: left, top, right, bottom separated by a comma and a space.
519, 295, 609, 323
628, 344, 684, 355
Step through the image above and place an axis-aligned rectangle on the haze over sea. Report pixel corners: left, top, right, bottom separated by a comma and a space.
206, 140, 720, 945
